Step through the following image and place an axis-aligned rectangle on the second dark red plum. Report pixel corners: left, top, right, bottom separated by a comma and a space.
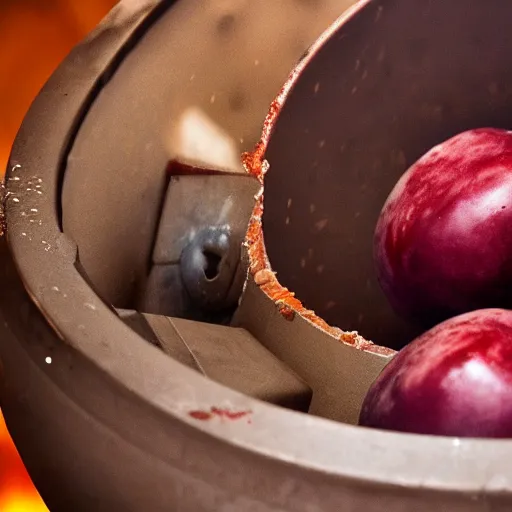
359, 308, 512, 437
374, 128, 512, 326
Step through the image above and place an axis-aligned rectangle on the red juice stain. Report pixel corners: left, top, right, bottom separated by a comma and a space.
189, 410, 213, 421
211, 407, 252, 420
188, 407, 252, 422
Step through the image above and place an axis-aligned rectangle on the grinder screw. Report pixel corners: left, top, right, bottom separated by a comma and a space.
180, 226, 240, 311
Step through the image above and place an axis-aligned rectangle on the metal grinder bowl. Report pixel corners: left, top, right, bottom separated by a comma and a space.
2, 0, 512, 511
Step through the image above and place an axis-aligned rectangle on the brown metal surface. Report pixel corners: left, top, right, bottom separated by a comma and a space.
120, 309, 313, 411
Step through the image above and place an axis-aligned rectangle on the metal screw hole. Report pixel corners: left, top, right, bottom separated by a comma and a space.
203, 251, 222, 281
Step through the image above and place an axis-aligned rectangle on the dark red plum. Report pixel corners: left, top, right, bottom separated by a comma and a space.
359, 309, 512, 438
374, 128, 512, 325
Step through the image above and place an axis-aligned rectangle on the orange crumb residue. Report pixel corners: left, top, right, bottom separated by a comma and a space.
242, 102, 394, 357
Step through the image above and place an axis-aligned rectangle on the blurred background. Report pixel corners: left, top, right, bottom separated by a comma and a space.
0, 2, 117, 510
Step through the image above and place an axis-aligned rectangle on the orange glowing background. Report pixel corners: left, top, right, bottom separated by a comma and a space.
0, 1, 117, 510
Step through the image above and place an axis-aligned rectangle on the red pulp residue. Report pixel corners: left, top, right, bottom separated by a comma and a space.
189, 410, 213, 421
189, 407, 252, 422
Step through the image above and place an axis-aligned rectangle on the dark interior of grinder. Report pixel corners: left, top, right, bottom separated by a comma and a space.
262, 0, 512, 349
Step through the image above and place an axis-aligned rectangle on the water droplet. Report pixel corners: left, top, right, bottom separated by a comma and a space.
30, 208, 38, 213
315, 219, 329, 231
12, 164, 21, 172
45, 357, 52, 364
51, 286, 59, 292
12, 198, 19, 203
21, 232, 27, 237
